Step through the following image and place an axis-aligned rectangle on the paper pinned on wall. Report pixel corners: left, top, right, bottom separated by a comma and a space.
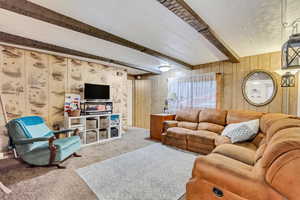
64, 94, 81, 116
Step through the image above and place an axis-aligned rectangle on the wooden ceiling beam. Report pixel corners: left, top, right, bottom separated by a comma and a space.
0, 0, 193, 70
157, 0, 240, 63
0, 31, 161, 74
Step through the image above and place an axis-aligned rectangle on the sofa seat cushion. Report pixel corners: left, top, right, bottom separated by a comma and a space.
186, 130, 219, 154
164, 127, 189, 149
234, 142, 257, 151
197, 122, 224, 134
193, 153, 253, 179
178, 121, 198, 130
213, 144, 256, 165
166, 127, 191, 139
187, 130, 219, 145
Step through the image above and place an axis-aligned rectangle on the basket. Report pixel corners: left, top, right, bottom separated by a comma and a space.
68, 110, 81, 117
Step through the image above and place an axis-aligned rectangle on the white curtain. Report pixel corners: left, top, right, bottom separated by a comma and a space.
167, 72, 217, 113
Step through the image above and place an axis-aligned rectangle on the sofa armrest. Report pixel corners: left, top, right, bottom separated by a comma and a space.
163, 120, 178, 133
14, 137, 52, 145
251, 132, 265, 148
214, 135, 232, 146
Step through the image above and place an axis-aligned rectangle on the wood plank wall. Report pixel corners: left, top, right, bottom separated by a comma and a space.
134, 52, 298, 129
133, 80, 151, 129
0, 44, 129, 153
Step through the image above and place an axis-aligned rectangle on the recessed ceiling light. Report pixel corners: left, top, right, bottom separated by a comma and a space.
159, 65, 171, 72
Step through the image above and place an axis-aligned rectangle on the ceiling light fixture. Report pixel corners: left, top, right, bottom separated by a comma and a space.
159, 65, 171, 72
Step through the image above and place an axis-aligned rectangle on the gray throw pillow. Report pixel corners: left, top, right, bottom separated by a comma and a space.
221, 119, 259, 143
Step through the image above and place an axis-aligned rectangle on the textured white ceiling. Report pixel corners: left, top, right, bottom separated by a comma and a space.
185, 0, 300, 57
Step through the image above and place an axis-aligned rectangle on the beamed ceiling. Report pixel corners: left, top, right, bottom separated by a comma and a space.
0, 0, 299, 74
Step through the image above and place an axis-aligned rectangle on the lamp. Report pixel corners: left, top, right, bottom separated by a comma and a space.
163, 92, 177, 113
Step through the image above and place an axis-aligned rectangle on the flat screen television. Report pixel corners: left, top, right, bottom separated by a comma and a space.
84, 83, 110, 100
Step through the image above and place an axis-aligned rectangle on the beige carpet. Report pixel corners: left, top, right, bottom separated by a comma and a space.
0, 128, 187, 200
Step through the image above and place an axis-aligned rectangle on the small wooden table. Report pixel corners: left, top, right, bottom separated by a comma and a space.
150, 114, 175, 141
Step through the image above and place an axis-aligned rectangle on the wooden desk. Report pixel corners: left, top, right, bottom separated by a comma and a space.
150, 114, 175, 141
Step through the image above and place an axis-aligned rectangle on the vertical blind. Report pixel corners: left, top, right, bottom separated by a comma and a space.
167, 72, 217, 113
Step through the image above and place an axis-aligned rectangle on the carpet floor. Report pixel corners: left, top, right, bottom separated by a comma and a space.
77, 143, 195, 200
0, 128, 190, 200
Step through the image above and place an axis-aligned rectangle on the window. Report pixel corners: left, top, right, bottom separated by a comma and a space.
168, 72, 217, 113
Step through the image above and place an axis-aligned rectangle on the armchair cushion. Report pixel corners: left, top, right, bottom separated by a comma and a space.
22, 136, 80, 166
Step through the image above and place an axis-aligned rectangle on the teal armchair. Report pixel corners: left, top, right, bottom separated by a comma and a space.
6, 116, 81, 168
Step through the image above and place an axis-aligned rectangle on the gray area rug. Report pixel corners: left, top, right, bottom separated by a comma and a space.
76, 143, 195, 200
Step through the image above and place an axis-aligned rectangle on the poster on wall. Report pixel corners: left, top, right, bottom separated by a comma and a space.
64, 94, 80, 116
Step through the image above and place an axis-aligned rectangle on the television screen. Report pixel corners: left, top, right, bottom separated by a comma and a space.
84, 83, 110, 100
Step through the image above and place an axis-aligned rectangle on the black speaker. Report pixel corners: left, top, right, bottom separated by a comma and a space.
111, 127, 119, 138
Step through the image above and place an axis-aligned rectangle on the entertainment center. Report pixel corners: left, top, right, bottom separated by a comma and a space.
65, 113, 122, 146
64, 83, 122, 146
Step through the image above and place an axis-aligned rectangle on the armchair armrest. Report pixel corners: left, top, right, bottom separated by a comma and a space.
163, 120, 178, 133
14, 137, 52, 145
53, 128, 79, 136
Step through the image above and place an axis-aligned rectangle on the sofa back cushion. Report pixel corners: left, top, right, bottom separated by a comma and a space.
178, 121, 198, 130
197, 122, 224, 134
260, 127, 300, 169
199, 109, 227, 126
266, 118, 300, 142
226, 110, 263, 125
261, 128, 300, 200
260, 113, 291, 134
175, 109, 200, 123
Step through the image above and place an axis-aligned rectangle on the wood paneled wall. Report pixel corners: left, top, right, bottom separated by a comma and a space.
133, 80, 151, 129
135, 52, 298, 129
0, 44, 129, 153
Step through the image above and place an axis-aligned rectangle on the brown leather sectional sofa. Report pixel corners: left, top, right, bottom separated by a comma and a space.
162, 108, 300, 200
162, 108, 264, 154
